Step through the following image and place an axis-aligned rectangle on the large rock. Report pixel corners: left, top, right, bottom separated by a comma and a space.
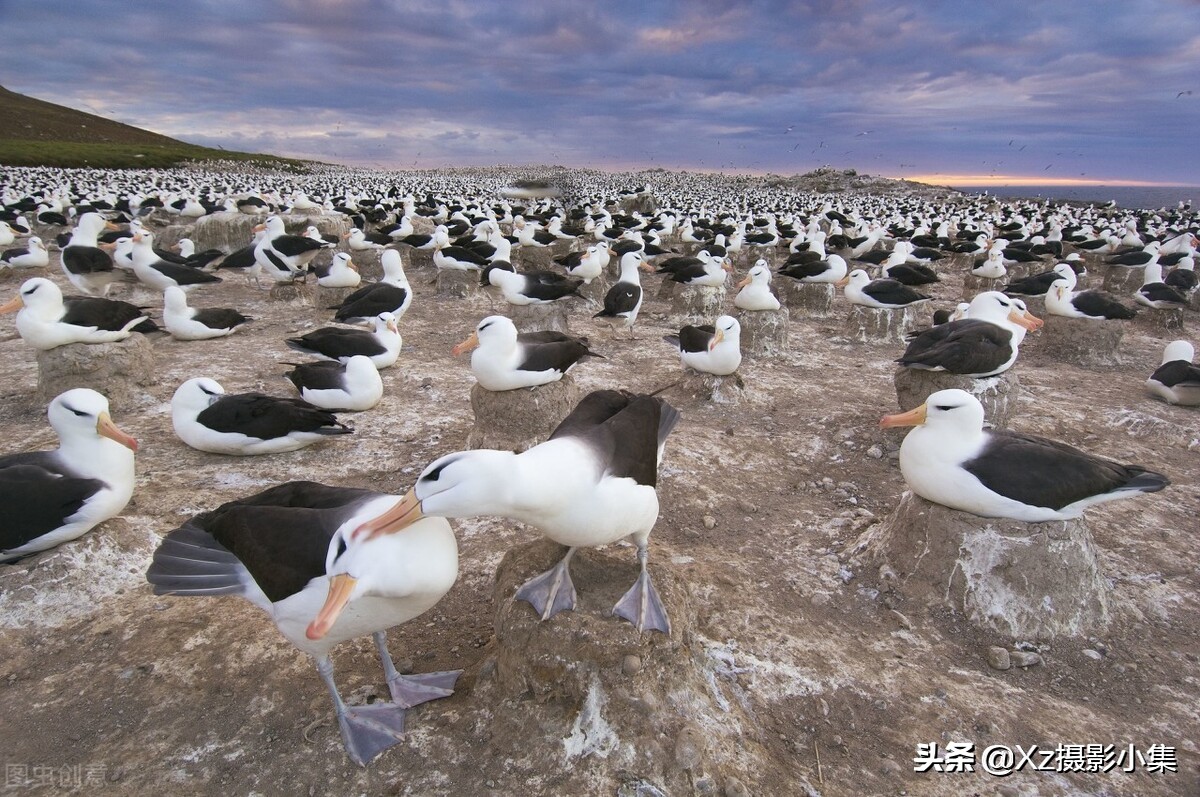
436, 268, 480, 299
36, 336, 156, 407
849, 492, 1111, 638
472, 539, 775, 796
672, 370, 746, 405
893, 367, 1020, 429
962, 273, 1006, 301
503, 302, 573, 334
1130, 306, 1186, 334
669, 284, 727, 327
188, 212, 350, 254
735, 307, 789, 358
1035, 314, 1125, 366
466, 377, 582, 452
842, 304, 922, 345
1101, 264, 1145, 295
778, 280, 834, 317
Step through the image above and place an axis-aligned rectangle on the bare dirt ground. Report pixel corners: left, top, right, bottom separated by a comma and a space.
0, 215, 1198, 797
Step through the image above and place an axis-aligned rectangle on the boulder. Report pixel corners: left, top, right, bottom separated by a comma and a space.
466, 377, 582, 453
503, 302, 573, 334
436, 268, 480, 299
1034, 314, 1125, 367
893, 367, 1020, 429
473, 539, 773, 795
778, 281, 834, 317
670, 284, 727, 327
842, 305, 923, 345
735, 307, 789, 358
36, 336, 156, 407
849, 492, 1111, 638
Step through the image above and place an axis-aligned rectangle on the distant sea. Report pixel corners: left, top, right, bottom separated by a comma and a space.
952, 184, 1199, 211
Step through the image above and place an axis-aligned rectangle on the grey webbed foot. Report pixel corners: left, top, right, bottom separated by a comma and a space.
613, 569, 671, 633
514, 548, 577, 620
386, 670, 462, 709
336, 702, 408, 767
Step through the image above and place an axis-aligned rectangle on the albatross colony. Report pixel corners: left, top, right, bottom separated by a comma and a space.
1, 161, 1198, 795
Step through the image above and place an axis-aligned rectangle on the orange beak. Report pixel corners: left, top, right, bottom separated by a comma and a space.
305, 573, 358, 640
104, 221, 120, 231
96, 411, 138, 451
452, 330, 480, 356
386, 319, 399, 334
835, 275, 850, 287
708, 329, 724, 351
352, 489, 423, 542
348, 261, 359, 272
1009, 308, 1043, 331
0, 294, 23, 314
736, 276, 752, 290
880, 403, 927, 429
252, 223, 266, 233
721, 259, 733, 272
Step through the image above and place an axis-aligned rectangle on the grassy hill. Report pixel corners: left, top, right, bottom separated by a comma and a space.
0, 85, 308, 170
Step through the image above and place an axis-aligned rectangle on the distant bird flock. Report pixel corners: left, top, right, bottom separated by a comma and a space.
0, 160, 1196, 766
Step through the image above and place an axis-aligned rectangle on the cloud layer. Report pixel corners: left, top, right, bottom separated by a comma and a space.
3, 0, 1198, 184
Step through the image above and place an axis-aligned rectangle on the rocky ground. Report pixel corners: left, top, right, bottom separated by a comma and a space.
0, 207, 1197, 797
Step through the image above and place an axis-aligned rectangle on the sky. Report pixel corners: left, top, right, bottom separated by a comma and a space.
1, 0, 1198, 186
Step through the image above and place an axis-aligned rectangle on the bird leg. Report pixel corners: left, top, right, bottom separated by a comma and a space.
372, 631, 461, 709
514, 546, 578, 620
612, 544, 671, 634
314, 655, 407, 767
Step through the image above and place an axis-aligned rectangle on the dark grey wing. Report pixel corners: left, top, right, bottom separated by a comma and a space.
0, 465, 103, 554
963, 430, 1169, 510
898, 319, 1013, 374
197, 393, 350, 438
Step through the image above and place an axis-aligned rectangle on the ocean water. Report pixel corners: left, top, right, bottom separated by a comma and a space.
953, 184, 1199, 211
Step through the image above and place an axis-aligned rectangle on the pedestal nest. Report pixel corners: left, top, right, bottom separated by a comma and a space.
316, 285, 360, 308
778, 280, 834, 317
1034, 314, 1125, 367
671, 370, 746, 405
436, 268, 480, 299
849, 492, 1111, 638
503, 301, 573, 334
188, 212, 349, 253
1101, 264, 1146, 295
36, 336, 156, 407
669, 284, 726, 326
466, 377, 582, 453
268, 282, 315, 306
471, 538, 772, 796
893, 368, 1020, 429
842, 304, 922, 345
576, 276, 611, 309
1130, 306, 1186, 334
735, 307, 789, 358
962, 273, 1006, 301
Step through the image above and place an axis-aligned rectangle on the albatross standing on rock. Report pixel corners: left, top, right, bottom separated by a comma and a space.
353, 389, 681, 633
146, 481, 461, 766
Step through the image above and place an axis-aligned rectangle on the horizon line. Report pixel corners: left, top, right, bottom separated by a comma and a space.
900, 173, 1197, 188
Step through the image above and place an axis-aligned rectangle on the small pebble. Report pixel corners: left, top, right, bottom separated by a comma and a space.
810, 593, 830, 607
890, 609, 912, 630
723, 777, 750, 797
1010, 651, 1042, 668
1082, 648, 1103, 661
866, 445, 883, 459
998, 786, 1019, 797
703, 515, 717, 530
674, 725, 704, 771
987, 646, 1011, 671
694, 776, 717, 795
880, 758, 903, 776
622, 654, 642, 676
